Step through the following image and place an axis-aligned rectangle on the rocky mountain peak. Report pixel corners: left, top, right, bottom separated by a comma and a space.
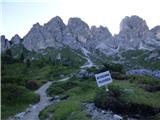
2, 15, 159, 55
68, 17, 89, 28
1, 35, 5, 40
44, 16, 65, 42
150, 26, 160, 40
120, 15, 149, 33
91, 25, 112, 38
119, 15, 149, 41
32, 23, 41, 29
67, 17, 91, 43
142, 25, 160, 50
115, 15, 149, 50
23, 22, 56, 51
11, 34, 21, 45
46, 16, 65, 30
1, 35, 10, 52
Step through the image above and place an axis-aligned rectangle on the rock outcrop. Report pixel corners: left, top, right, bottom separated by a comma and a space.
142, 26, 160, 50
11, 34, 21, 45
87, 26, 112, 48
23, 23, 58, 51
116, 15, 149, 50
1, 35, 11, 52
63, 17, 91, 49
127, 69, 160, 79
67, 17, 91, 44
2, 15, 160, 55
44, 16, 66, 42
89, 26, 119, 55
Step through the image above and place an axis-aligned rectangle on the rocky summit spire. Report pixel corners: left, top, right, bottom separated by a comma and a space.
120, 15, 149, 38
11, 34, 21, 45
3, 15, 159, 55
1, 35, 11, 52
67, 17, 91, 43
23, 23, 56, 51
114, 15, 149, 50
46, 16, 66, 30
87, 25, 112, 48
45, 16, 66, 42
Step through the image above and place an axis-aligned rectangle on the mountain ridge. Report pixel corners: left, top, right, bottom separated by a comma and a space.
1, 15, 160, 55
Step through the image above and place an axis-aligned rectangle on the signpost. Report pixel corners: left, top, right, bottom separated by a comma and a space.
95, 71, 112, 90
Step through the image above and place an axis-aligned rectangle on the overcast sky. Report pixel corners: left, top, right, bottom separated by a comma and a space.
1, 0, 160, 40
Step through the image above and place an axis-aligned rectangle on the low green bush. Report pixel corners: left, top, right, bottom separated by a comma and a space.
102, 63, 124, 73
26, 80, 39, 90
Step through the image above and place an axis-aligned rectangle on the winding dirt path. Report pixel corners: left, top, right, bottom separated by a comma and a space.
8, 76, 71, 120
7, 48, 94, 120
22, 81, 52, 120
8, 81, 53, 120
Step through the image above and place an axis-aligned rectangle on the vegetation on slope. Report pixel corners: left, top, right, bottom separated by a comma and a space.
40, 64, 160, 120
39, 77, 100, 120
120, 50, 160, 70
1, 47, 86, 119
95, 75, 160, 119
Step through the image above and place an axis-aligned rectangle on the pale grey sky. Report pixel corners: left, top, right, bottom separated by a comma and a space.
1, 0, 160, 40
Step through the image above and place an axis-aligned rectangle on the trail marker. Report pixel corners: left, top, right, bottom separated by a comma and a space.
95, 71, 112, 88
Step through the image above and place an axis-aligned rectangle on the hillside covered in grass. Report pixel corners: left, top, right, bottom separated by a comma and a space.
1, 47, 86, 119
39, 65, 160, 120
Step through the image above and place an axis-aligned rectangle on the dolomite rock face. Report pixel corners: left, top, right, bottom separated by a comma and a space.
116, 15, 149, 50
44, 16, 66, 42
62, 17, 92, 49
67, 17, 91, 44
11, 34, 21, 45
142, 26, 160, 50
1, 35, 11, 52
23, 23, 57, 51
2, 15, 160, 55
87, 26, 112, 48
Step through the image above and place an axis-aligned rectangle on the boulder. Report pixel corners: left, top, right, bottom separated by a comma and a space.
77, 69, 95, 79
127, 69, 160, 79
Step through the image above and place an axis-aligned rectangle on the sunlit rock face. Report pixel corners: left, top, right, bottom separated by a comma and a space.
1, 35, 11, 52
